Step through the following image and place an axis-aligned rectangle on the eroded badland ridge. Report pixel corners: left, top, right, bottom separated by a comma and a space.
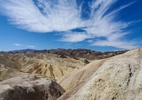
0, 49, 126, 81
1, 48, 142, 100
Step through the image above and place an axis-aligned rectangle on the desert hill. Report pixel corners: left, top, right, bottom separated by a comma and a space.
58, 48, 142, 100
0, 49, 126, 81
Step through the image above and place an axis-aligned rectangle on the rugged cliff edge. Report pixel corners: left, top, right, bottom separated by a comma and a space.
58, 48, 142, 100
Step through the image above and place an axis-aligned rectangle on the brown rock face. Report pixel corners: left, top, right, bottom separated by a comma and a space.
0, 75, 65, 100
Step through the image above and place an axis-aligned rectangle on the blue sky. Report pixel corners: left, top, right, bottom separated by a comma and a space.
0, 0, 142, 51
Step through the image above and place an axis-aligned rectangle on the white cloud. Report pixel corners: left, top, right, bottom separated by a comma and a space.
13, 43, 35, 49
0, 0, 138, 49
87, 40, 94, 43
0, 0, 83, 32
13, 43, 23, 46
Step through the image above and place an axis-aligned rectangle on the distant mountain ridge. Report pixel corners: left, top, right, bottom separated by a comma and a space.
7, 48, 127, 60
7, 49, 37, 53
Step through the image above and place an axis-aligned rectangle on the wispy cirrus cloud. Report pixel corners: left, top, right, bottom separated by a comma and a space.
13, 43, 35, 49
60, 32, 91, 42
0, 0, 139, 49
14, 43, 23, 47
0, 0, 83, 32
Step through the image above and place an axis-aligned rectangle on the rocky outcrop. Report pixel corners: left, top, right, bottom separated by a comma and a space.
0, 75, 65, 100
58, 48, 142, 100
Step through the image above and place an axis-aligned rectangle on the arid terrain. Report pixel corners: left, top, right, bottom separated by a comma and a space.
0, 49, 126, 81
1, 48, 142, 100
0, 0, 141, 99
